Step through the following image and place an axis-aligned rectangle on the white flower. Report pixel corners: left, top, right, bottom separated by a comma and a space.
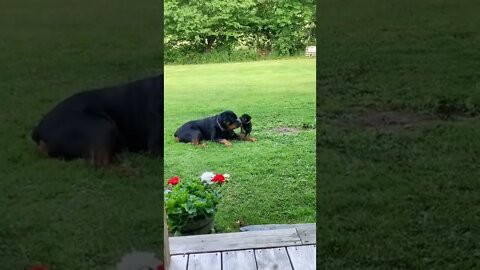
200, 171, 215, 183
223, 174, 230, 179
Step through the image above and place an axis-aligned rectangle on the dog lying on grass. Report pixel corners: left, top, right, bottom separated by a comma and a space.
174, 110, 256, 147
32, 75, 163, 167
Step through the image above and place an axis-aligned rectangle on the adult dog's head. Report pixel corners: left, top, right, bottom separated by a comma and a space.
217, 110, 242, 131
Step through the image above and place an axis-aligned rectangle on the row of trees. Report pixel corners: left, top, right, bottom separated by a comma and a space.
164, 0, 316, 63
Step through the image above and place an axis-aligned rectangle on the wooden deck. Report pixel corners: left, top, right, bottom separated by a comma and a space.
168, 224, 316, 270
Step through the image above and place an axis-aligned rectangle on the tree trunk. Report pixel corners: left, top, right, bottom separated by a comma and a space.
205, 36, 215, 52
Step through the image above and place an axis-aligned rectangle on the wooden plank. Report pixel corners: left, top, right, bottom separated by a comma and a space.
222, 249, 257, 270
187, 252, 221, 270
255, 247, 293, 270
287, 245, 316, 270
240, 223, 315, 232
296, 224, 316, 244
169, 254, 188, 270
169, 228, 302, 255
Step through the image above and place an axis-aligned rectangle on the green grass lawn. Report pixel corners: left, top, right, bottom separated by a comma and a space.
164, 58, 316, 232
317, 0, 480, 269
0, 0, 163, 269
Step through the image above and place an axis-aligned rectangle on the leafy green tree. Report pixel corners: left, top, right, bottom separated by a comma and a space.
164, 0, 316, 62
253, 0, 316, 55
165, 0, 257, 52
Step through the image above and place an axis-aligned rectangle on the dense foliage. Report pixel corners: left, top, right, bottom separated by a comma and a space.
164, 0, 316, 63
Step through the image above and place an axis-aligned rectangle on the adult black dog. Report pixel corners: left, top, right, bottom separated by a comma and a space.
174, 110, 256, 147
32, 74, 163, 167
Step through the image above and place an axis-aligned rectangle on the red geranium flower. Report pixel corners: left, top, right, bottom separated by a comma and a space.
167, 176, 180, 186
212, 174, 225, 183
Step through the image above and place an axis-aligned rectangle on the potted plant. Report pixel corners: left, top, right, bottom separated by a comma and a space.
164, 172, 229, 236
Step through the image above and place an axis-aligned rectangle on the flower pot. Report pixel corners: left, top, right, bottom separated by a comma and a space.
179, 215, 215, 235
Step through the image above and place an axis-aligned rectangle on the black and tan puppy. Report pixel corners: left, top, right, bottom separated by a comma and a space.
32, 75, 163, 167
239, 114, 252, 137
174, 110, 256, 147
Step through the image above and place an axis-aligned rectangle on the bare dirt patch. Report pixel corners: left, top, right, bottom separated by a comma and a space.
355, 109, 430, 132
276, 127, 301, 133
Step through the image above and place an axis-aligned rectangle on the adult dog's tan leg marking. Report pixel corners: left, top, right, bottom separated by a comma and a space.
37, 140, 49, 156
100, 148, 112, 167
192, 138, 207, 147
218, 139, 233, 147
89, 147, 112, 168
89, 149, 97, 167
